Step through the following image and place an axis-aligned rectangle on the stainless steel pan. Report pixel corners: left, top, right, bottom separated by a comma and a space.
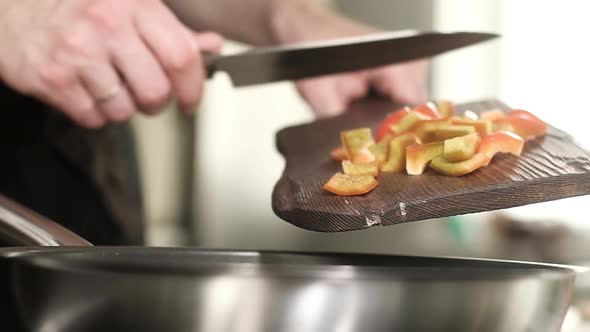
0, 194, 585, 332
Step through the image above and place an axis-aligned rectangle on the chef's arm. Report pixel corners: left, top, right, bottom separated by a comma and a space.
163, 0, 374, 46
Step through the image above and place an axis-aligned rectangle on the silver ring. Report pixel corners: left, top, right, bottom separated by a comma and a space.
95, 86, 121, 103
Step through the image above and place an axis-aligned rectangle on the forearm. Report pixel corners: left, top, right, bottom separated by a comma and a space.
163, 0, 372, 46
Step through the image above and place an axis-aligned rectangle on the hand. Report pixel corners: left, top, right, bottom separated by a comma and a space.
271, 0, 429, 118
295, 60, 429, 118
0, 0, 223, 128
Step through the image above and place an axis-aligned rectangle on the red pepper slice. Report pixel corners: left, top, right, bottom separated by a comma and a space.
406, 142, 444, 175
323, 173, 379, 196
414, 102, 441, 119
375, 107, 411, 141
341, 128, 375, 163
478, 131, 524, 160
331, 146, 348, 161
430, 153, 490, 176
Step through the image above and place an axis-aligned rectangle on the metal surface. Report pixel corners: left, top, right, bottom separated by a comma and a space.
0, 195, 90, 247
6, 248, 580, 332
207, 30, 499, 86
0, 193, 584, 332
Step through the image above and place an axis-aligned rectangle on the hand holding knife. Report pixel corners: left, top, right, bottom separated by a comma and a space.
205, 30, 499, 87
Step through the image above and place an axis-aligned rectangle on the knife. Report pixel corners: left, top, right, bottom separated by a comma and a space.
205, 30, 499, 87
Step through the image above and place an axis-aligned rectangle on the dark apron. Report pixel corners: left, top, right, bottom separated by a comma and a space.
0, 83, 144, 245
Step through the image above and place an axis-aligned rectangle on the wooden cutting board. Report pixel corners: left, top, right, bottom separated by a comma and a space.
272, 98, 590, 232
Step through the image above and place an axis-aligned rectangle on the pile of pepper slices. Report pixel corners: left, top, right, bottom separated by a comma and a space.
323, 101, 548, 196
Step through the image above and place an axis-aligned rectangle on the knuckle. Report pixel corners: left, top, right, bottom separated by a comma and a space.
57, 29, 92, 59
83, 2, 124, 33
36, 63, 77, 89
59, 29, 87, 52
137, 82, 171, 109
164, 47, 198, 72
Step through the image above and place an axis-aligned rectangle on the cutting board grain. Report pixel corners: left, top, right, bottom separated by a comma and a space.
272, 98, 590, 232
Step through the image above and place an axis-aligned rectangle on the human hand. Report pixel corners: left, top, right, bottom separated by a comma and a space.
271, 0, 429, 118
295, 60, 428, 118
0, 0, 223, 128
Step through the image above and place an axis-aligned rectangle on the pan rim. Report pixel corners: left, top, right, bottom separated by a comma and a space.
4, 247, 585, 280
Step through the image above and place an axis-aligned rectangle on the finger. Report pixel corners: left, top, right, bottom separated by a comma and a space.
334, 72, 370, 104
296, 77, 346, 118
52, 84, 105, 128
111, 32, 171, 114
370, 61, 429, 105
135, 2, 205, 114
374, 75, 426, 104
35, 65, 105, 128
192, 31, 224, 54
79, 62, 137, 122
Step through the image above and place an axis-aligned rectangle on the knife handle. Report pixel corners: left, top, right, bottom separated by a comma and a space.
202, 52, 217, 78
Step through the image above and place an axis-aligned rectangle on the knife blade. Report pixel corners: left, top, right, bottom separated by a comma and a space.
206, 30, 499, 87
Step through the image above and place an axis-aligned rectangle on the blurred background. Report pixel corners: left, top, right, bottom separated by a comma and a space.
131, 1, 590, 329
132, 0, 590, 257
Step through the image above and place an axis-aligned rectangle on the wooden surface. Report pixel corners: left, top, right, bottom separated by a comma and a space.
272, 98, 590, 232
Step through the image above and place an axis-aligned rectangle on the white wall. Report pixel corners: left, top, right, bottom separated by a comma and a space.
431, 0, 503, 102
493, 1, 590, 232
431, 0, 590, 262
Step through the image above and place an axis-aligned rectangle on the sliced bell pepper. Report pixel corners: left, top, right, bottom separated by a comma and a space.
331, 146, 348, 161
430, 153, 490, 177
406, 142, 444, 175
450, 118, 491, 138
478, 131, 524, 162
443, 133, 482, 162
414, 119, 453, 143
509, 109, 544, 122
414, 102, 441, 119
390, 111, 432, 136
437, 100, 455, 118
375, 107, 411, 141
342, 160, 379, 177
432, 125, 477, 141
323, 172, 379, 196
493, 116, 546, 141
480, 109, 507, 121
341, 128, 375, 163
326, 102, 546, 191
507, 109, 547, 140
368, 134, 393, 166
381, 133, 420, 173
491, 120, 514, 133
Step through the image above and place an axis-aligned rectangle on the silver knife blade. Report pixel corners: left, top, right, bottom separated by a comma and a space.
207, 30, 499, 87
